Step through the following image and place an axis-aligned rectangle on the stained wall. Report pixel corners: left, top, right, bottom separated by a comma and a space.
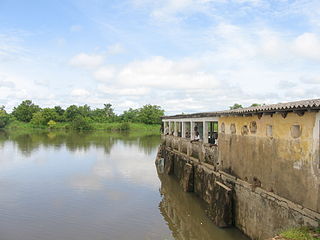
218, 112, 320, 212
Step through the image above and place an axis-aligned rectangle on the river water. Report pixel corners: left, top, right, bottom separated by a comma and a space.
0, 130, 248, 240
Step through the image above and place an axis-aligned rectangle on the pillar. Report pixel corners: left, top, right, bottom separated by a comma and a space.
203, 121, 208, 143
191, 121, 195, 140
169, 121, 172, 135
182, 122, 186, 138
174, 121, 178, 136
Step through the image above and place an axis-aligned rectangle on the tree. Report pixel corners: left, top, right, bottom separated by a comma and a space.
78, 104, 91, 117
120, 108, 139, 122
229, 103, 243, 110
54, 106, 65, 121
104, 103, 115, 118
12, 100, 40, 122
71, 115, 93, 130
138, 105, 164, 124
31, 108, 59, 126
250, 103, 261, 107
64, 105, 81, 121
0, 106, 9, 128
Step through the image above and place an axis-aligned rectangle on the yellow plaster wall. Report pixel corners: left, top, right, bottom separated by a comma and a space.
220, 112, 315, 139
218, 112, 320, 212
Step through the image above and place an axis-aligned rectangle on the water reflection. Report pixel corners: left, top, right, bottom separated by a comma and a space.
0, 130, 247, 240
0, 130, 160, 156
157, 172, 249, 240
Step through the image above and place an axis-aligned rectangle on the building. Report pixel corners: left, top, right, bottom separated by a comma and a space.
160, 98, 320, 239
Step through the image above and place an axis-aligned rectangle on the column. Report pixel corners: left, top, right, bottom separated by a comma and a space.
165, 121, 169, 134
174, 121, 178, 136
203, 121, 208, 143
190, 121, 195, 140
169, 121, 172, 135
182, 122, 186, 138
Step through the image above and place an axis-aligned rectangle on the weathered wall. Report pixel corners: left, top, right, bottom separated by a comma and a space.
159, 135, 320, 240
164, 135, 219, 168
219, 112, 320, 212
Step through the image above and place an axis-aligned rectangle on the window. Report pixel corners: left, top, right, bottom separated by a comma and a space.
241, 125, 249, 135
230, 124, 236, 134
250, 121, 257, 134
266, 125, 272, 137
290, 125, 301, 138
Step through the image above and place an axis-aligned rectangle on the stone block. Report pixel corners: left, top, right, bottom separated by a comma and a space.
206, 181, 233, 228
182, 163, 194, 192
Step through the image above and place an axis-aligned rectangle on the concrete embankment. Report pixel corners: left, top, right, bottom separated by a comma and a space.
157, 135, 320, 240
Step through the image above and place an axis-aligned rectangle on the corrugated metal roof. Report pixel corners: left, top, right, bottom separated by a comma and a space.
163, 98, 320, 119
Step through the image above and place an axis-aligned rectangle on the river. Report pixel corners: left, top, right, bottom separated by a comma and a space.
0, 130, 248, 240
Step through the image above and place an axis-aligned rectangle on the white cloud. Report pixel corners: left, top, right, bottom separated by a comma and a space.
107, 43, 124, 55
292, 33, 320, 60
116, 56, 219, 89
71, 88, 90, 97
94, 66, 116, 81
99, 85, 150, 96
69, 53, 105, 69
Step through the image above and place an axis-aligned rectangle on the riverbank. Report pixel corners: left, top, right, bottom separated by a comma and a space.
4, 120, 160, 133
268, 227, 320, 240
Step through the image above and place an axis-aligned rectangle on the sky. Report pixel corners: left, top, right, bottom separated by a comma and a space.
0, 0, 320, 115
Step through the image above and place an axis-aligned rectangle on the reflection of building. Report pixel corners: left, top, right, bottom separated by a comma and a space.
157, 172, 248, 240
160, 99, 320, 240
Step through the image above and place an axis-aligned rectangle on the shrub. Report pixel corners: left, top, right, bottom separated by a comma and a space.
0, 111, 9, 128
71, 116, 93, 131
47, 120, 57, 129
119, 122, 130, 131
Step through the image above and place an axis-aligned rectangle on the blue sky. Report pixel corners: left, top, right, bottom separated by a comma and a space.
1, 0, 320, 114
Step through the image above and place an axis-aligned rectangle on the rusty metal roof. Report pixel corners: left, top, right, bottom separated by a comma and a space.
162, 98, 320, 119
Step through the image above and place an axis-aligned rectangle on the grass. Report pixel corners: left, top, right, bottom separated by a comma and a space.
280, 227, 320, 240
5, 120, 161, 133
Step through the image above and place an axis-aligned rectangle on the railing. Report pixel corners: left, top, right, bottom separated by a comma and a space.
163, 135, 219, 169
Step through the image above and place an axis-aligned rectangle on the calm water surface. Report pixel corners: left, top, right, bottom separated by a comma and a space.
0, 130, 248, 240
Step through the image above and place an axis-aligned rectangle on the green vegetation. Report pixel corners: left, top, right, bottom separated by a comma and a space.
280, 227, 320, 240
230, 103, 266, 109
2, 100, 164, 132
229, 103, 243, 109
0, 106, 10, 128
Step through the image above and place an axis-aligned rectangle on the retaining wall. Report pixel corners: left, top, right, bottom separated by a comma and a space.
158, 135, 320, 240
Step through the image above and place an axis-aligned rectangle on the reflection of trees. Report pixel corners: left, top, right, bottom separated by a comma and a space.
0, 130, 8, 148
0, 130, 161, 157
120, 134, 161, 155
157, 172, 248, 240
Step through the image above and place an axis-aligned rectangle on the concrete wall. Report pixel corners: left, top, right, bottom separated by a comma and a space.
164, 135, 219, 168
218, 112, 320, 212
159, 135, 320, 240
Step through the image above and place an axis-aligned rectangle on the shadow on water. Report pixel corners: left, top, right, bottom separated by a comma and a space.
157, 168, 249, 240
0, 129, 160, 156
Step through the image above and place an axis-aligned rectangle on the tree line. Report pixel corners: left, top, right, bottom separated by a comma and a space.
0, 100, 164, 130
229, 103, 263, 110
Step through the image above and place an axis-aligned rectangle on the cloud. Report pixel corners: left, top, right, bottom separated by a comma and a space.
116, 56, 219, 89
0, 76, 15, 88
69, 53, 105, 69
94, 66, 116, 81
0, 32, 28, 61
300, 76, 320, 84
107, 43, 124, 55
292, 33, 320, 60
99, 85, 150, 96
71, 88, 90, 97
